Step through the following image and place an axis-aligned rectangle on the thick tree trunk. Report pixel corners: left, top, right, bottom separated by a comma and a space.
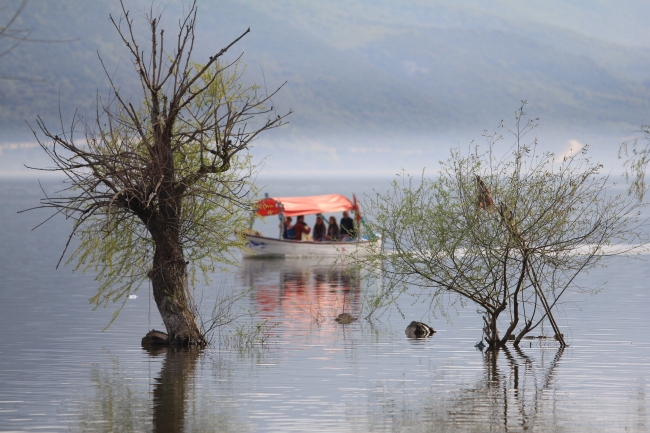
149, 227, 207, 346
144, 121, 207, 346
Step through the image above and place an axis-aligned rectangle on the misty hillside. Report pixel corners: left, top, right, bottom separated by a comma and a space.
1, 0, 650, 147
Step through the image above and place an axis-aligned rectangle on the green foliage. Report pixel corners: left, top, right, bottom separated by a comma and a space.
355, 105, 647, 342
64, 61, 262, 321
69, 156, 255, 309
28, 2, 290, 344
221, 319, 278, 349
619, 124, 650, 200
193, 60, 259, 107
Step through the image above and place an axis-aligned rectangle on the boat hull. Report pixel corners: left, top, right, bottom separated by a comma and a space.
243, 234, 377, 258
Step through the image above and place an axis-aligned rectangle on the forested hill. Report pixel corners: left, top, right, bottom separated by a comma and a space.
2, 0, 650, 145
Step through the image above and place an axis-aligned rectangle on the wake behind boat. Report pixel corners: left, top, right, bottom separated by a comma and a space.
243, 193, 380, 258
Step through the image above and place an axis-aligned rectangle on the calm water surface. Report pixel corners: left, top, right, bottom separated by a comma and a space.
0, 178, 649, 432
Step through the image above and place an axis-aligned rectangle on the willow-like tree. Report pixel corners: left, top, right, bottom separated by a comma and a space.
620, 124, 650, 200
356, 104, 646, 348
26, 1, 289, 346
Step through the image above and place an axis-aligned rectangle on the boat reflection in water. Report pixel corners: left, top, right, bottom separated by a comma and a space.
239, 257, 363, 324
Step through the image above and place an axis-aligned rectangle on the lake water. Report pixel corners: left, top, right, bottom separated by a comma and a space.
1, 177, 649, 432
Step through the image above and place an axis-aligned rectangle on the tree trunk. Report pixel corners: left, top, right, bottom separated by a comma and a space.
513, 319, 532, 346
149, 227, 206, 346
483, 311, 501, 348
145, 122, 207, 346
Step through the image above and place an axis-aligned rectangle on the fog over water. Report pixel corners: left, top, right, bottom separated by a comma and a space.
1, 178, 649, 432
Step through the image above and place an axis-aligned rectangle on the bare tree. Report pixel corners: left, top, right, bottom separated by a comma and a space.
25, 1, 290, 345
354, 103, 646, 348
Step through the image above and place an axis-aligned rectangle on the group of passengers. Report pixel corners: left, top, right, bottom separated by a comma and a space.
282, 211, 357, 242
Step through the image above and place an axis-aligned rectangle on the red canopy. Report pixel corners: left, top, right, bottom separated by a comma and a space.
256, 194, 356, 217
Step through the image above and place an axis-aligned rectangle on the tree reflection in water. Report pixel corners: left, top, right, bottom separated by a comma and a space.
368, 345, 567, 432
151, 347, 256, 433
75, 350, 152, 432
68, 258, 649, 431
75, 346, 253, 433
149, 346, 200, 433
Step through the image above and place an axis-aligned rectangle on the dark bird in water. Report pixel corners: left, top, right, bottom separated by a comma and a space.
405, 321, 435, 338
335, 312, 357, 324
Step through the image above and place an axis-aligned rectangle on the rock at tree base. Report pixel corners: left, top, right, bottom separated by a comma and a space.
335, 313, 357, 324
405, 321, 436, 338
142, 329, 169, 347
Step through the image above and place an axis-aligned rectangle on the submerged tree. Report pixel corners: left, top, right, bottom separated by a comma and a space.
355, 104, 646, 348
26, 1, 289, 345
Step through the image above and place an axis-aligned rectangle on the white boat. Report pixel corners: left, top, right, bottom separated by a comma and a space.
242, 233, 377, 257
242, 193, 380, 258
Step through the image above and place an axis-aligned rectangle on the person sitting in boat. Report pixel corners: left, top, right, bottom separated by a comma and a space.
340, 211, 356, 241
313, 215, 327, 241
325, 216, 340, 241
283, 216, 295, 239
293, 215, 311, 241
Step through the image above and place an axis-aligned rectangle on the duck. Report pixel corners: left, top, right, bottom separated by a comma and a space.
405, 321, 435, 338
335, 312, 357, 324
